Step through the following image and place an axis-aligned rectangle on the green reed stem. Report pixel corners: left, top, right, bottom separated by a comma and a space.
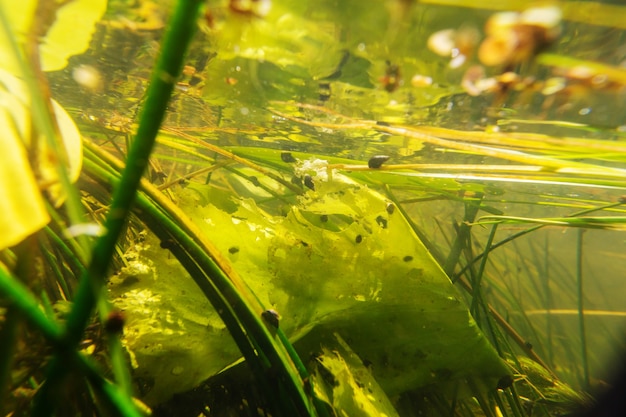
576, 229, 590, 389
470, 223, 498, 320
39, 245, 71, 300
444, 193, 483, 277
31, 1, 204, 415
0, 268, 63, 342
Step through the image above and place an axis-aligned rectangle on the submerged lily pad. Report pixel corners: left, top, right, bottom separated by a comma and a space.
111, 158, 509, 405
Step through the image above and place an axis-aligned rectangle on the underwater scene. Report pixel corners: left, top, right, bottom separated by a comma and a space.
2, 0, 626, 416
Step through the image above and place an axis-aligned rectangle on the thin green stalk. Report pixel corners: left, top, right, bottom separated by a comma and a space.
31, 1, 204, 415
74, 354, 145, 417
468, 377, 497, 417
455, 200, 625, 280
470, 224, 498, 319
444, 193, 484, 277
576, 229, 590, 389
44, 226, 134, 398
502, 384, 526, 417
491, 391, 510, 417
0, 268, 63, 342
39, 244, 71, 300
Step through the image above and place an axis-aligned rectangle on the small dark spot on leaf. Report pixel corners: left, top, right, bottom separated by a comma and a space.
403, 255, 413, 262
376, 121, 390, 126
386, 202, 395, 215
368, 155, 390, 169
320, 214, 328, 222
304, 175, 315, 190
291, 176, 302, 186
228, 246, 240, 254
281, 151, 296, 163
355, 234, 363, 244
376, 215, 388, 229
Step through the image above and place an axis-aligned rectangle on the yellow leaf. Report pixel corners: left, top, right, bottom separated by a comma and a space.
39, 0, 107, 72
0, 0, 106, 73
0, 87, 49, 250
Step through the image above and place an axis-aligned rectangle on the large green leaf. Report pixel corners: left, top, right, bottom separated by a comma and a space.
110, 157, 509, 405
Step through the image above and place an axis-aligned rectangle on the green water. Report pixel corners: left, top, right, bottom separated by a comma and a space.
14, 0, 626, 415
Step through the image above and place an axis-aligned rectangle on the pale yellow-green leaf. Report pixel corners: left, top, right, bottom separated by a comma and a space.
0, 0, 106, 73
0, 80, 49, 250
40, 0, 107, 72
0, 69, 83, 207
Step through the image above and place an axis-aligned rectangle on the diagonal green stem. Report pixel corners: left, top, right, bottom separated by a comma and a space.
31, 1, 204, 415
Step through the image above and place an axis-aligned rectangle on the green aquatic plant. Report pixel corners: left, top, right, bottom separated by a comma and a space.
3, 1, 626, 416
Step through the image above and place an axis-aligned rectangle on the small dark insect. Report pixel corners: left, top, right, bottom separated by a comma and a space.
375, 215, 388, 229
304, 174, 315, 190
104, 310, 125, 334
355, 234, 363, 244
281, 151, 296, 163
385, 202, 395, 215
403, 255, 413, 262
228, 246, 240, 254
524, 341, 533, 350
262, 309, 280, 328
320, 214, 328, 223
376, 120, 390, 126
368, 155, 390, 169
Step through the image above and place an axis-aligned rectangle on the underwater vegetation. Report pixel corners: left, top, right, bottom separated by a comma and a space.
2, 0, 626, 416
